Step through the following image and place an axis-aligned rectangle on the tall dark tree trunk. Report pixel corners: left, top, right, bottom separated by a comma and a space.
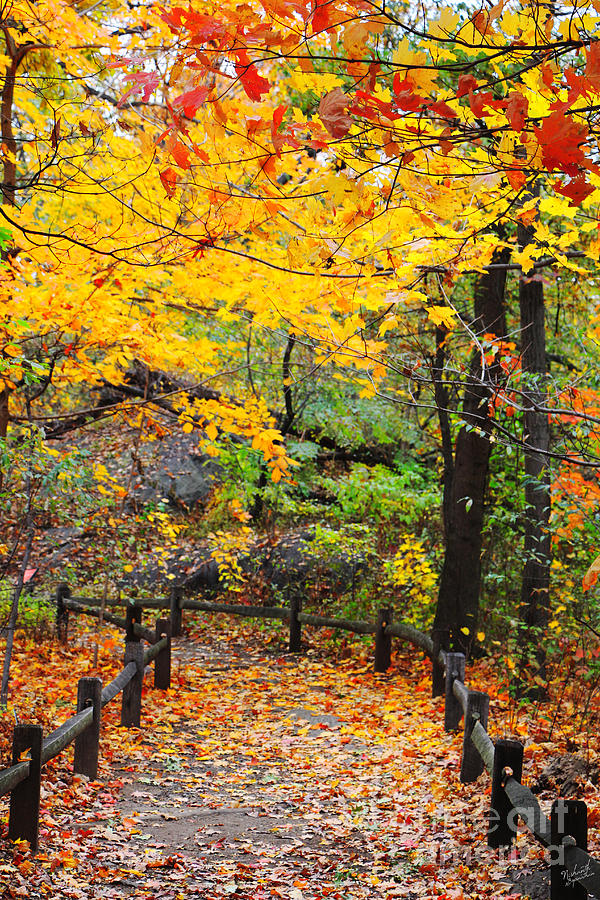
0, 40, 23, 479
433, 324, 454, 541
432, 251, 509, 653
250, 333, 296, 522
518, 218, 550, 688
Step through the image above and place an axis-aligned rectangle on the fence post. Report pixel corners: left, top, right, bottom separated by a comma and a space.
73, 676, 102, 780
550, 799, 588, 900
8, 723, 43, 851
374, 607, 392, 673
289, 594, 302, 652
125, 604, 142, 642
121, 642, 145, 727
154, 618, 171, 690
444, 651, 465, 731
488, 739, 524, 848
169, 587, 182, 638
460, 690, 489, 783
431, 628, 449, 698
55, 582, 71, 644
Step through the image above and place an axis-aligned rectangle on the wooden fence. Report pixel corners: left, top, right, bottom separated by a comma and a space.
0, 598, 171, 852
1, 583, 599, 898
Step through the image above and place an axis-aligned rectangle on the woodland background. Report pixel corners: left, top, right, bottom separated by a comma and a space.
3, 0, 600, 714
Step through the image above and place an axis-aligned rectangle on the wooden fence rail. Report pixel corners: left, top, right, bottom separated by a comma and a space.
3, 583, 600, 897
0, 609, 171, 852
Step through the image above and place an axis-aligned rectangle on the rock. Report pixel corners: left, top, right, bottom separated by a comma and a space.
131, 433, 221, 510
256, 528, 368, 594
120, 527, 369, 598
531, 753, 598, 797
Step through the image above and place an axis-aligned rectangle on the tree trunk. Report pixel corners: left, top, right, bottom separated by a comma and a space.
518, 218, 550, 690
432, 251, 509, 652
0, 43, 20, 485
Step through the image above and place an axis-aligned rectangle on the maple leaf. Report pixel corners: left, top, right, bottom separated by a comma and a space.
161, 8, 226, 42
235, 52, 270, 101
271, 104, 288, 155
171, 141, 191, 170
427, 99, 456, 119
50, 118, 61, 149
311, 0, 334, 34
506, 167, 527, 191
583, 554, 600, 590
427, 306, 457, 329
554, 175, 595, 206
586, 40, 600, 92
319, 88, 353, 139
505, 91, 528, 131
121, 72, 160, 105
174, 86, 210, 118
468, 89, 497, 117
438, 127, 453, 156
160, 167, 179, 198
456, 74, 478, 98
533, 111, 588, 174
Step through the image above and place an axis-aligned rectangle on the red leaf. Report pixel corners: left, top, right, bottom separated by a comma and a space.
393, 91, 423, 113
428, 99, 456, 119
541, 64, 554, 88
122, 71, 160, 103
311, 0, 334, 34
505, 91, 528, 131
160, 167, 179, 198
586, 40, 600, 91
457, 74, 478, 98
161, 8, 225, 42
392, 74, 424, 112
174, 85, 210, 117
533, 111, 587, 174
271, 104, 288, 155
235, 52, 270, 101
554, 174, 595, 206
468, 89, 496, 117
564, 67, 588, 100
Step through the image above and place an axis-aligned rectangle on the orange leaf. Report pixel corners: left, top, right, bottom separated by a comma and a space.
506, 168, 527, 191
171, 141, 191, 170
583, 554, 600, 590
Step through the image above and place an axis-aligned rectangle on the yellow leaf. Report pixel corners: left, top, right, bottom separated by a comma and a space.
427, 306, 457, 329
205, 421, 218, 441
460, 627, 470, 635
182, 421, 194, 434
476, 631, 485, 642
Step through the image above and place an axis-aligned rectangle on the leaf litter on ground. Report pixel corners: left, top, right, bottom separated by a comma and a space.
0, 614, 599, 899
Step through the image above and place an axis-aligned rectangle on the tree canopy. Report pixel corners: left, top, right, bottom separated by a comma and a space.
4, 0, 600, 671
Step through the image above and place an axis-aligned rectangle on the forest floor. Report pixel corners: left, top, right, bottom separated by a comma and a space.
0, 614, 596, 899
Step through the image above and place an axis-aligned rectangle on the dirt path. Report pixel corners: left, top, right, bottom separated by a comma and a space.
1, 625, 548, 899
